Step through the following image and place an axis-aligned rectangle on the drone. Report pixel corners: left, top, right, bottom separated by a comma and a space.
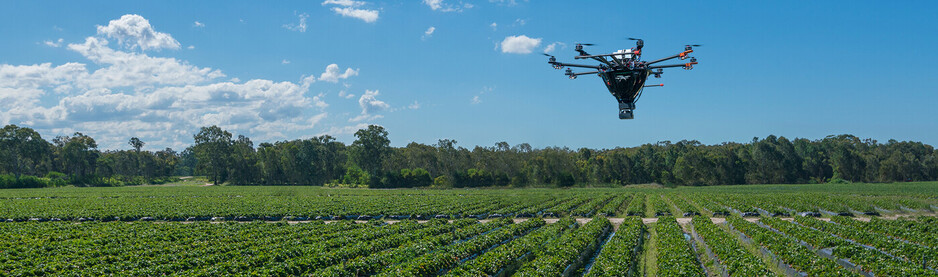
544, 38, 699, 119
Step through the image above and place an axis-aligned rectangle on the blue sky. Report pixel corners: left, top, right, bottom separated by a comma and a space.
1, 1, 936, 150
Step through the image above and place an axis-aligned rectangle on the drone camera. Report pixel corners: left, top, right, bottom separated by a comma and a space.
618, 102, 636, 119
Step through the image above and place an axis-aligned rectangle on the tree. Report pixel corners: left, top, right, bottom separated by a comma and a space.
53, 132, 99, 178
127, 137, 145, 176
228, 135, 259, 185
0, 125, 51, 178
351, 125, 391, 174
128, 137, 144, 152
193, 126, 233, 185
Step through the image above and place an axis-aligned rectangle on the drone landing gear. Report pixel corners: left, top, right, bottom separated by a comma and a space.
618, 102, 635, 120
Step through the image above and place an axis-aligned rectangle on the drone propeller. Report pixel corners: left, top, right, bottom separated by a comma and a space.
574, 43, 595, 52
544, 53, 562, 69
627, 37, 644, 50
687, 44, 702, 47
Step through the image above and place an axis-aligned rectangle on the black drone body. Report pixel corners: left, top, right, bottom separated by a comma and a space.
546, 39, 699, 119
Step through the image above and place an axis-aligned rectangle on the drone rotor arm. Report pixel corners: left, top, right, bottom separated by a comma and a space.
567, 70, 600, 76
592, 57, 615, 67
645, 49, 694, 66
647, 60, 698, 70
550, 62, 602, 69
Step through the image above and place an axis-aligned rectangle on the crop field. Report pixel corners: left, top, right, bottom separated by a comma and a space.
1, 182, 937, 276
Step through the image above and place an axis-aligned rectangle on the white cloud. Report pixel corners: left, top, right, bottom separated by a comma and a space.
187, 45, 195, 50
490, 0, 523, 6
408, 101, 421, 109
319, 64, 359, 82
301, 75, 317, 89
322, 0, 364, 6
470, 86, 494, 104
338, 90, 355, 99
424, 0, 470, 12
514, 18, 526, 26
321, 123, 370, 136
323, 0, 379, 23
490, 22, 497, 31
282, 59, 291, 64
499, 35, 541, 54
283, 13, 309, 32
66, 36, 225, 88
44, 38, 64, 48
331, 7, 379, 23
544, 42, 565, 53
95, 14, 180, 51
193, 21, 205, 28
351, 89, 389, 122
424, 0, 443, 10
422, 26, 436, 40
0, 14, 349, 149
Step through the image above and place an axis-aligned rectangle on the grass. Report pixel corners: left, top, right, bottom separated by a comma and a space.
641, 222, 658, 277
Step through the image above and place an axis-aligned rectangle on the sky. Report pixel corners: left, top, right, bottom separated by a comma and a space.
1, 1, 937, 151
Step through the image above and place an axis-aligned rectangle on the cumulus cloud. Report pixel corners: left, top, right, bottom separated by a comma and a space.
338, 90, 355, 99
95, 14, 180, 51
471, 86, 493, 104
424, 0, 471, 12
544, 42, 565, 53
283, 13, 309, 32
322, 0, 364, 6
422, 26, 435, 40
424, 0, 443, 10
0, 14, 345, 149
282, 59, 291, 64
490, 0, 523, 6
66, 36, 225, 88
319, 64, 359, 82
44, 38, 64, 48
321, 123, 370, 136
490, 22, 497, 31
499, 35, 541, 54
331, 7, 379, 23
351, 89, 389, 122
322, 0, 378, 22
193, 21, 205, 28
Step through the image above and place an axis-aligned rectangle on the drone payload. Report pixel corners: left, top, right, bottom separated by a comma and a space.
545, 38, 699, 119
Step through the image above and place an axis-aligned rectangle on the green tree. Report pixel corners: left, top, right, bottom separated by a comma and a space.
351, 125, 390, 174
53, 132, 99, 178
0, 125, 51, 178
193, 126, 233, 185
228, 135, 259, 185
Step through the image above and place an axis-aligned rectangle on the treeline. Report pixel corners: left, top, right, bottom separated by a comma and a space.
1, 124, 937, 188
0, 125, 180, 188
